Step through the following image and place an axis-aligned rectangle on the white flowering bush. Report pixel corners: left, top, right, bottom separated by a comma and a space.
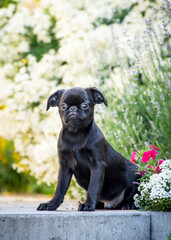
0, 1, 63, 185
134, 160, 171, 211
0, 0, 169, 192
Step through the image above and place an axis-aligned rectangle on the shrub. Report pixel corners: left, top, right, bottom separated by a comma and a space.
0, 0, 17, 8
0, 136, 55, 194
100, 2, 171, 159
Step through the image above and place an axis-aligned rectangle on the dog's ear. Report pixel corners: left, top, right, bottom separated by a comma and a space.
46, 89, 65, 111
86, 87, 107, 106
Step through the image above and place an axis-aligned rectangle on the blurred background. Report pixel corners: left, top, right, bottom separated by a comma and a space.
0, 0, 170, 199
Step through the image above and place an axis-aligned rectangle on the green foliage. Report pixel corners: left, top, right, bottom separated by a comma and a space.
99, 6, 171, 159
0, 136, 55, 195
0, 0, 17, 8
101, 74, 170, 159
136, 195, 171, 211
93, 3, 137, 28
24, 15, 60, 62
0, 137, 26, 192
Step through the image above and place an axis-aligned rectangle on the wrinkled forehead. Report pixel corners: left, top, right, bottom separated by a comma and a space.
61, 88, 89, 105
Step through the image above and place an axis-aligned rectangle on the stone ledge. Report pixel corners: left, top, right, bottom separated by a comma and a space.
1, 211, 171, 240
0, 211, 150, 240
0, 197, 171, 240
150, 212, 171, 240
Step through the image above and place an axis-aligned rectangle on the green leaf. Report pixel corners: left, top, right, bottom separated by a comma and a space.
168, 234, 171, 240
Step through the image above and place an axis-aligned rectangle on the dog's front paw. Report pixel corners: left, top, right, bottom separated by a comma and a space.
37, 201, 58, 211
78, 202, 95, 211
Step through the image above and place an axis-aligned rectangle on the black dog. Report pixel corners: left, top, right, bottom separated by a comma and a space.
37, 87, 138, 211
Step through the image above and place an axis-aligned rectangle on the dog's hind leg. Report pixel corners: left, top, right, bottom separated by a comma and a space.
104, 188, 126, 209
96, 201, 105, 209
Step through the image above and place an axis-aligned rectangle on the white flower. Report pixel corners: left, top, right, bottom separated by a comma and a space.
135, 160, 171, 209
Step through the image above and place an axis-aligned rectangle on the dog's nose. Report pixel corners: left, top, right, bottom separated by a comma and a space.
69, 106, 77, 112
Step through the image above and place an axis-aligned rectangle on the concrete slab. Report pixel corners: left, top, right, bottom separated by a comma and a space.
150, 212, 171, 240
0, 196, 170, 240
0, 211, 150, 240
0, 195, 78, 213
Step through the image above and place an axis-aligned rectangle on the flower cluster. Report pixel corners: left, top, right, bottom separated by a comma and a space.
142, 147, 159, 163
131, 144, 165, 176
131, 145, 171, 211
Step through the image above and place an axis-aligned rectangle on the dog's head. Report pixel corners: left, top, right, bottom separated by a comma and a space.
46, 87, 107, 131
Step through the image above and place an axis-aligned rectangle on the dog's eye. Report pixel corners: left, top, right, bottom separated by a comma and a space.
61, 103, 67, 111
81, 102, 89, 110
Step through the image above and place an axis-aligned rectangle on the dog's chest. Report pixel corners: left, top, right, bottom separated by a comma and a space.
59, 130, 94, 167
72, 148, 92, 189
73, 148, 93, 170
61, 131, 88, 151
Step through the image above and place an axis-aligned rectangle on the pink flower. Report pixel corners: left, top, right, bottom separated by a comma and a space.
147, 160, 164, 174
150, 149, 158, 160
142, 151, 151, 163
156, 166, 161, 173
147, 165, 155, 173
159, 160, 164, 165
147, 165, 153, 168
139, 169, 146, 176
130, 151, 137, 164
156, 160, 164, 173
150, 144, 160, 151
142, 149, 158, 163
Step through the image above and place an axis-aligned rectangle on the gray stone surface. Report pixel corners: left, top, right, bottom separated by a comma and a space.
0, 211, 150, 240
150, 212, 171, 240
0, 196, 171, 240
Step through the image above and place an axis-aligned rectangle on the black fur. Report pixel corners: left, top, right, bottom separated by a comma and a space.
37, 87, 138, 211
